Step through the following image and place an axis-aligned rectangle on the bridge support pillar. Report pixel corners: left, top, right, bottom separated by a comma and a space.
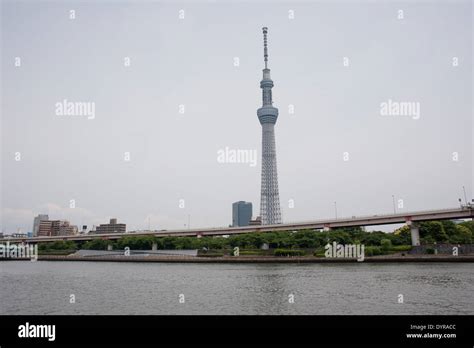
323, 224, 331, 232
107, 244, 113, 251
152, 242, 158, 251
409, 222, 420, 246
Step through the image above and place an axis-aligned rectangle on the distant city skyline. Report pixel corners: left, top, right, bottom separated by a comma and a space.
1, 1, 472, 234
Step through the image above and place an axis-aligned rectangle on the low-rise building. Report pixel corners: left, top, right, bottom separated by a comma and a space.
95, 218, 126, 234
38, 219, 78, 236
32, 214, 49, 237
249, 216, 262, 226
59, 221, 78, 236
38, 220, 53, 237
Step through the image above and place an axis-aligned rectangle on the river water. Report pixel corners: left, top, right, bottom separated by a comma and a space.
1, 261, 473, 315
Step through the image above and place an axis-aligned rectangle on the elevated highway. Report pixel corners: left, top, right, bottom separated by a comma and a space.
4, 207, 473, 246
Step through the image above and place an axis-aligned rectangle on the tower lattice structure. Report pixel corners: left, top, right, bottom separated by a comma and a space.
257, 27, 281, 225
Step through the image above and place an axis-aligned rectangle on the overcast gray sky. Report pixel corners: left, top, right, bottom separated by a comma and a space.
1, 0, 472, 234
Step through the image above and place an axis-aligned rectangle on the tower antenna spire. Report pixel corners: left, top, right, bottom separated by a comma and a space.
263, 27, 268, 69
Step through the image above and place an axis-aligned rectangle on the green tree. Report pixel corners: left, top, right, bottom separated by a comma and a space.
293, 230, 319, 248
441, 221, 458, 237
327, 231, 352, 245
458, 220, 473, 234
421, 235, 436, 245
448, 225, 472, 244
361, 231, 386, 246
38, 240, 77, 251
380, 239, 392, 251
116, 236, 156, 250
83, 239, 113, 250
391, 226, 411, 245
420, 221, 448, 243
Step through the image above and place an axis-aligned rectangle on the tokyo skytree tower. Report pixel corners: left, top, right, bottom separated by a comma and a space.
257, 27, 281, 225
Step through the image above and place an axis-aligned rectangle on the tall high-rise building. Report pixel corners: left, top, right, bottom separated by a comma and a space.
257, 27, 281, 225
232, 201, 253, 227
32, 214, 49, 237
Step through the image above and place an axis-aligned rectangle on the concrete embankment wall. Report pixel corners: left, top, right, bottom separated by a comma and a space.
4, 255, 474, 263
410, 244, 474, 254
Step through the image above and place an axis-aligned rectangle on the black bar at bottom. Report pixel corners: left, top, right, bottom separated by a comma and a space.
0, 315, 472, 347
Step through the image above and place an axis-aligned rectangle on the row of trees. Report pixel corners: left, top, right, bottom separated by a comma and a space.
394, 220, 473, 245
38, 240, 77, 251
38, 220, 473, 251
